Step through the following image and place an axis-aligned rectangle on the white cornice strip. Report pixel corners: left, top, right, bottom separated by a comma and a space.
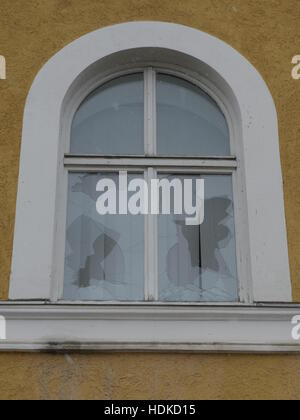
0, 303, 300, 352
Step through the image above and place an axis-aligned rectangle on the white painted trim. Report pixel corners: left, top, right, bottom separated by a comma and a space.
0, 303, 299, 353
146, 168, 158, 301
63, 156, 238, 169
144, 68, 157, 156
0, 55, 6, 80
9, 21, 291, 303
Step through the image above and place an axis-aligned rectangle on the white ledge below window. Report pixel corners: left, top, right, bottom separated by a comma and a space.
0, 303, 300, 353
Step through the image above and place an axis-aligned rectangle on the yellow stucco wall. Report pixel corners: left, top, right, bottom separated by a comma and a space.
0, 353, 300, 400
0, 0, 299, 400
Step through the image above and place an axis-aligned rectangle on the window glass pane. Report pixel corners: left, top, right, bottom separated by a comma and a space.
157, 74, 230, 156
158, 174, 238, 302
64, 173, 144, 301
70, 74, 144, 155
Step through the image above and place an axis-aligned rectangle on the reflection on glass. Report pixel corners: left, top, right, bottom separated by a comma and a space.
64, 173, 144, 301
158, 175, 238, 302
157, 74, 230, 156
70, 74, 144, 155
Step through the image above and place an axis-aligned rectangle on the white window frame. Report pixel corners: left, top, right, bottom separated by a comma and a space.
6, 22, 295, 352
60, 66, 245, 304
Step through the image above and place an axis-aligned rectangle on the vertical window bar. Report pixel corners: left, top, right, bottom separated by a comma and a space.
144, 68, 158, 301
198, 225, 203, 292
144, 68, 157, 156
145, 167, 158, 301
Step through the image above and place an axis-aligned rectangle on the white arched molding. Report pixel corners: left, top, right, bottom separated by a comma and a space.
10, 21, 291, 303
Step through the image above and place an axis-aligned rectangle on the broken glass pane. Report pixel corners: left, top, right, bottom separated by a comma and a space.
158, 174, 238, 302
63, 173, 144, 301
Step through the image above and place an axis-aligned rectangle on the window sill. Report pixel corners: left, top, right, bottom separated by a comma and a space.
0, 302, 299, 353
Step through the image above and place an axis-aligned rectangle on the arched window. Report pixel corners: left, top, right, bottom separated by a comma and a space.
64, 70, 238, 302
10, 22, 291, 304
7, 22, 294, 352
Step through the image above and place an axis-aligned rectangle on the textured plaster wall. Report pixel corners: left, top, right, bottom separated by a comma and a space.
0, 0, 299, 400
0, 353, 300, 400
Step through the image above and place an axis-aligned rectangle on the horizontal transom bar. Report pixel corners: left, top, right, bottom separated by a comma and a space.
64, 155, 237, 170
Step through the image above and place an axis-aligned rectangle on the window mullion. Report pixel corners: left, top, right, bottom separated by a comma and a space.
144, 68, 157, 156
144, 68, 158, 301
145, 167, 158, 301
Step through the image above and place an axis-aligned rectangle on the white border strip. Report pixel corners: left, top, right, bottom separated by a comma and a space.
0, 304, 299, 353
